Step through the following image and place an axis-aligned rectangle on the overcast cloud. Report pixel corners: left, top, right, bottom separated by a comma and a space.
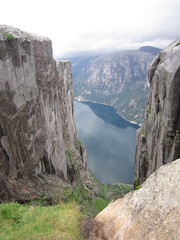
0, 0, 180, 56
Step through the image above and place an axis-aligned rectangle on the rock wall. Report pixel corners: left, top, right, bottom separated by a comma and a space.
135, 40, 180, 183
0, 25, 86, 202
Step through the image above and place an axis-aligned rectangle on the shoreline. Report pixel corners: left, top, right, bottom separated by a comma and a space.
75, 97, 140, 127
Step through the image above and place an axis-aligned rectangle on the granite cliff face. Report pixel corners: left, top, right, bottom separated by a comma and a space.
135, 40, 180, 183
0, 25, 88, 202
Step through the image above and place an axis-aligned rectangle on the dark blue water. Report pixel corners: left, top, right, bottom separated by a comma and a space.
75, 101, 139, 184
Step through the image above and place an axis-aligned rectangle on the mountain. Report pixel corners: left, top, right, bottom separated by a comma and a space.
69, 47, 161, 124
139, 45, 162, 54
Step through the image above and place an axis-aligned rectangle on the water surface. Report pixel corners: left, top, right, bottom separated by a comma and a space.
75, 101, 139, 184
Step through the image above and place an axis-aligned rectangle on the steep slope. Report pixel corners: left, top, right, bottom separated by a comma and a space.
71, 47, 160, 124
0, 25, 88, 203
90, 159, 180, 240
135, 40, 180, 183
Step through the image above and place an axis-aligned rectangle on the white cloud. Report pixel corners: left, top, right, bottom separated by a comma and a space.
0, 0, 179, 55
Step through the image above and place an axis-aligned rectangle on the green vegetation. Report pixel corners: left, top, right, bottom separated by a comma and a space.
0, 147, 133, 239
78, 139, 82, 146
0, 202, 82, 240
3, 32, 15, 40
148, 106, 151, 114
134, 179, 141, 190
66, 148, 131, 217
0, 177, 132, 239
67, 148, 72, 160
64, 170, 132, 217
141, 129, 145, 136
64, 183, 109, 217
175, 41, 180, 47
90, 170, 132, 200
0, 172, 132, 240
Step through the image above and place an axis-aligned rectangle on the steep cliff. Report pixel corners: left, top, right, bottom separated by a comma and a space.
0, 25, 88, 202
135, 40, 180, 183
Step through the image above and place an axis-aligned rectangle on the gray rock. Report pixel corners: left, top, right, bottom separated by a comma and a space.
135, 40, 180, 183
93, 159, 180, 240
0, 25, 85, 202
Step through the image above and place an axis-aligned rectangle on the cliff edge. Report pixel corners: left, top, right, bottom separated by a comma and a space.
135, 40, 180, 183
0, 25, 88, 203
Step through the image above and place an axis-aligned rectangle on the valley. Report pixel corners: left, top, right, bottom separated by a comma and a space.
68, 46, 161, 124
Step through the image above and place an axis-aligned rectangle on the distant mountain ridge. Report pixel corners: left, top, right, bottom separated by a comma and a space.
139, 46, 162, 54
68, 47, 161, 124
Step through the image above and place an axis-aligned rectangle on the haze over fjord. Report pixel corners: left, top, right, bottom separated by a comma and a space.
0, 0, 179, 56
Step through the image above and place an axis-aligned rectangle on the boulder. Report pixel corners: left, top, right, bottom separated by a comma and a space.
92, 159, 180, 240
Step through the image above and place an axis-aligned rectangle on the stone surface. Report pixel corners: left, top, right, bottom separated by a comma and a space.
0, 25, 87, 202
91, 159, 180, 240
135, 40, 180, 183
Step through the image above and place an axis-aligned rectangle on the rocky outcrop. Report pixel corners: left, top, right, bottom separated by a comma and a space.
0, 25, 87, 203
89, 159, 180, 240
135, 40, 180, 183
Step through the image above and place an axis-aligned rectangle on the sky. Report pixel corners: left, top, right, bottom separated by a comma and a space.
0, 0, 180, 57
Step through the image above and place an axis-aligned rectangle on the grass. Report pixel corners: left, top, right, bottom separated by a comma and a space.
141, 129, 145, 136
0, 173, 133, 239
148, 106, 151, 114
3, 32, 15, 40
63, 178, 132, 218
78, 139, 82, 146
0, 148, 133, 239
64, 183, 110, 217
0, 202, 82, 240
65, 171, 132, 217
134, 179, 141, 190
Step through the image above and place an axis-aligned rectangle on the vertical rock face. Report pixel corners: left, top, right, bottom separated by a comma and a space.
0, 25, 84, 202
135, 40, 180, 183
